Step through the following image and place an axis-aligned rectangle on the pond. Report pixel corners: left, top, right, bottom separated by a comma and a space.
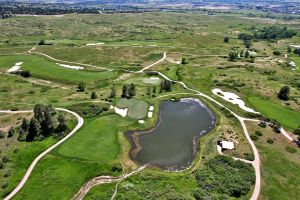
126, 98, 216, 170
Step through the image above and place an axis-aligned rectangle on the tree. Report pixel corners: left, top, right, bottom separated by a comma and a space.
181, 57, 188, 65
160, 80, 172, 92
287, 46, 292, 53
56, 114, 67, 133
128, 83, 136, 98
152, 87, 157, 97
109, 85, 116, 98
273, 50, 281, 56
91, 91, 97, 99
8, 128, 14, 138
228, 51, 238, 61
293, 127, 300, 136
38, 39, 45, 45
21, 118, 29, 132
34, 104, 45, 123
20, 70, 31, 78
146, 87, 151, 97
40, 111, 55, 136
278, 85, 290, 101
27, 118, 40, 141
78, 82, 86, 92
244, 50, 250, 58
294, 48, 300, 56
121, 85, 127, 98
224, 36, 230, 43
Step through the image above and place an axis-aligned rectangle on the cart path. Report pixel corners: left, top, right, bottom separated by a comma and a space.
28, 47, 113, 72
2, 108, 84, 200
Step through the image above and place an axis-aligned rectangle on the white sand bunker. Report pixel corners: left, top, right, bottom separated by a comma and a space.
212, 88, 259, 114
148, 105, 154, 118
138, 120, 145, 124
290, 45, 300, 48
110, 105, 128, 117
7, 62, 23, 73
56, 63, 83, 70
86, 43, 105, 46
143, 77, 161, 84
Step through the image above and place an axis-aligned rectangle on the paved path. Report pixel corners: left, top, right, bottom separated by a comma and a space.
137, 52, 167, 73
2, 108, 84, 200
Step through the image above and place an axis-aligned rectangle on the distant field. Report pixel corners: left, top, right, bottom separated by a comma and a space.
248, 97, 300, 130
0, 55, 115, 83
116, 98, 148, 119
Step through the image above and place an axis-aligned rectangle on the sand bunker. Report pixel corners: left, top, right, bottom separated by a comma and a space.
212, 88, 259, 114
147, 106, 154, 118
56, 63, 83, 70
7, 62, 23, 73
86, 43, 105, 46
143, 77, 161, 84
138, 120, 145, 124
110, 105, 128, 117
290, 45, 300, 48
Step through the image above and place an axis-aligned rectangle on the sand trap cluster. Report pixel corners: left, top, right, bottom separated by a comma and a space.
289, 61, 297, 70
56, 63, 84, 70
86, 43, 105, 46
110, 105, 128, 117
290, 45, 300, 48
148, 106, 154, 118
212, 88, 259, 114
7, 62, 23, 73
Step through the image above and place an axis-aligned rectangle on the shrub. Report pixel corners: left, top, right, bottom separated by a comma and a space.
267, 138, 274, 144
250, 135, 259, 141
285, 146, 297, 153
273, 50, 281, 56
255, 130, 263, 136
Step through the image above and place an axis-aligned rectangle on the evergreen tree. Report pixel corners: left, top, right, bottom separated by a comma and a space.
8, 127, 15, 138
109, 85, 116, 98
27, 118, 40, 141
128, 83, 136, 98
78, 82, 86, 92
34, 104, 45, 123
152, 87, 157, 97
40, 111, 55, 136
121, 85, 128, 98
21, 118, 29, 132
56, 114, 67, 133
146, 87, 151, 97
91, 91, 98, 99
278, 85, 290, 101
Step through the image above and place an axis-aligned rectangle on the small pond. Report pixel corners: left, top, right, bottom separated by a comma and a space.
127, 98, 216, 170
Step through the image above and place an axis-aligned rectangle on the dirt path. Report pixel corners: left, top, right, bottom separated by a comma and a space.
2, 108, 84, 200
72, 165, 147, 200
28, 47, 113, 72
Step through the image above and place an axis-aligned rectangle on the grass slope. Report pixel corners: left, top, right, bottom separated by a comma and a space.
0, 55, 115, 83
248, 97, 300, 130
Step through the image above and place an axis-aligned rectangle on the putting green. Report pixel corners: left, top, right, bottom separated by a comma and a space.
116, 98, 148, 119
248, 97, 300, 130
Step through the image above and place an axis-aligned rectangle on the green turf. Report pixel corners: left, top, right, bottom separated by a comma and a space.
0, 54, 115, 83
248, 97, 300, 130
57, 114, 134, 162
116, 98, 149, 119
290, 56, 300, 71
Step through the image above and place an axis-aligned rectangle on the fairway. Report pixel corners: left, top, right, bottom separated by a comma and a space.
0, 55, 115, 83
248, 97, 300, 130
116, 98, 148, 119
57, 114, 134, 162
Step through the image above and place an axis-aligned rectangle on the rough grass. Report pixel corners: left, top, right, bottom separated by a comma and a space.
245, 121, 300, 200
248, 97, 300, 130
116, 98, 148, 119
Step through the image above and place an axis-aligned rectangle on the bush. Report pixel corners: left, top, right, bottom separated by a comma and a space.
273, 50, 281, 56
267, 138, 274, 144
250, 135, 259, 141
255, 130, 263, 136
68, 103, 105, 118
195, 155, 255, 198
285, 146, 297, 153
20, 70, 31, 78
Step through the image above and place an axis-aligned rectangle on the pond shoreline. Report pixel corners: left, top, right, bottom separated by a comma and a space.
126, 97, 217, 171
